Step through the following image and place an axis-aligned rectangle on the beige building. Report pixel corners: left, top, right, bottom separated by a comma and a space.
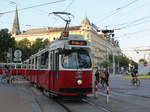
12, 8, 122, 67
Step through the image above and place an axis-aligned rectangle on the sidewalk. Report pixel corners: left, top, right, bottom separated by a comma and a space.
0, 90, 32, 112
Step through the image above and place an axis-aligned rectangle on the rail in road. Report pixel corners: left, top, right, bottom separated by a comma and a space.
0, 74, 150, 112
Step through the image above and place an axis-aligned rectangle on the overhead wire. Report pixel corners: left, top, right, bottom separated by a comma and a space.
101, 14, 150, 31
115, 0, 150, 20
115, 14, 150, 30
117, 27, 150, 38
96, 0, 139, 24
0, 0, 68, 29
0, 21, 49, 28
50, 0, 75, 27
1, 0, 75, 29
0, 0, 66, 15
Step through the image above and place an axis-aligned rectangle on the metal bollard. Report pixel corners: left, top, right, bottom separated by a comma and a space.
94, 80, 98, 98
106, 82, 109, 104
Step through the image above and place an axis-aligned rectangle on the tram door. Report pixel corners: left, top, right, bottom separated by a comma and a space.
50, 50, 59, 91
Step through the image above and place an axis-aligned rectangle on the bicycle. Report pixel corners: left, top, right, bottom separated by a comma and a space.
130, 77, 140, 87
100, 78, 106, 88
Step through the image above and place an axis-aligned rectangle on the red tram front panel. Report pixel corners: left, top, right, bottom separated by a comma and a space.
54, 70, 92, 96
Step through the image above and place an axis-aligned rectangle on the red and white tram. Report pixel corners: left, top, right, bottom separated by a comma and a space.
22, 33, 92, 96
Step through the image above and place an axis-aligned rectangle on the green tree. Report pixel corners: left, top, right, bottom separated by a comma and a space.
139, 59, 145, 63
130, 60, 138, 69
101, 60, 111, 68
16, 38, 31, 61
117, 56, 130, 68
109, 54, 130, 67
30, 38, 50, 54
15, 38, 50, 62
0, 29, 15, 62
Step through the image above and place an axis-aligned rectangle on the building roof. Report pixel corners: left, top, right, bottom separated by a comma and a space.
23, 28, 47, 34
81, 16, 91, 25
18, 26, 81, 36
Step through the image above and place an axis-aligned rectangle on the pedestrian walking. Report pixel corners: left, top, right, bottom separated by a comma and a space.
100, 70, 106, 88
95, 68, 100, 83
104, 69, 109, 83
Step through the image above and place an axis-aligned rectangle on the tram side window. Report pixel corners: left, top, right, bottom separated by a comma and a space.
40, 52, 48, 69
27, 62, 29, 69
29, 60, 31, 69
31, 58, 34, 69
35, 57, 38, 69
55, 52, 59, 78
50, 52, 53, 70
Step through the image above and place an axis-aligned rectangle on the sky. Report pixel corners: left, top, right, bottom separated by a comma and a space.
1, 0, 150, 62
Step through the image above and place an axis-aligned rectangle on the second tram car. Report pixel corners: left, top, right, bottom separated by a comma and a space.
22, 34, 92, 96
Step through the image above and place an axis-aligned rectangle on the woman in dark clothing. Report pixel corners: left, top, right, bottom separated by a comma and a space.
104, 70, 109, 83
95, 69, 100, 83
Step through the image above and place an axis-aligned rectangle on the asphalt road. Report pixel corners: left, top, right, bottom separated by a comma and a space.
89, 75, 150, 112
0, 74, 150, 112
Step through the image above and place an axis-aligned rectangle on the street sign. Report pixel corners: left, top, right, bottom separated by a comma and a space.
14, 50, 22, 62
14, 50, 22, 58
14, 58, 21, 62
144, 62, 147, 66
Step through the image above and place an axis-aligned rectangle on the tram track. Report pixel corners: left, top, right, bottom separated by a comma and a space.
54, 98, 72, 112
46, 95, 113, 112
32, 83, 114, 112
81, 98, 113, 112
33, 88, 72, 112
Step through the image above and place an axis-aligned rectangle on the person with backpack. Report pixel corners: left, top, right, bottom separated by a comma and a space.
104, 69, 110, 84
100, 70, 106, 87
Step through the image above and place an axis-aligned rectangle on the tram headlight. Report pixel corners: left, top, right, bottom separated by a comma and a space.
77, 80, 82, 85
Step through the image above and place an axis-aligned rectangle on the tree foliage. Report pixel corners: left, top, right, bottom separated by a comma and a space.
101, 60, 111, 68
0, 28, 50, 63
16, 38, 31, 61
130, 59, 138, 69
116, 55, 130, 68
15, 38, 50, 61
30, 38, 50, 54
139, 59, 145, 63
109, 54, 134, 68
0, 29, 15, 62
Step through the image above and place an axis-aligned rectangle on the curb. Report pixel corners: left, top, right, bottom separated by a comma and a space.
124, 76, 150, 79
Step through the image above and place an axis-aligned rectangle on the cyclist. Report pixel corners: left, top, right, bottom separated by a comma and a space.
131, 68, 138, 84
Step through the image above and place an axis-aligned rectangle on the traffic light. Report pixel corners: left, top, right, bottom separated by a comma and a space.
102, 30, 114, 34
